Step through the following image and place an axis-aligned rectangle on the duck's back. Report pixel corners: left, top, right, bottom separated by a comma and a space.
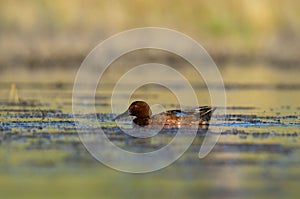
151, 106, 215, 128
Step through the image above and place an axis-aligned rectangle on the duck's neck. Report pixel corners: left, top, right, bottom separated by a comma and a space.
133, 117, 151, 126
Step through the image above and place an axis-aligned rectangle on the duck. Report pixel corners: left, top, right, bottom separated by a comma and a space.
114, 101, 215, 128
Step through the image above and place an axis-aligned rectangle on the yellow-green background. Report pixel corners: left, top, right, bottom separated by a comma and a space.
1, 1, 300, 199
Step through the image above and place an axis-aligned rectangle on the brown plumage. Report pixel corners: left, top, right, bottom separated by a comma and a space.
114, 101, 215, 128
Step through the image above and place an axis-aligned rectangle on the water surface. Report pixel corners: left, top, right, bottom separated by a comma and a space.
0, 65, 299, 199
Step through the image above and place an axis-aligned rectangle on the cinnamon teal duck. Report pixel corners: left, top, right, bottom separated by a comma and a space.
114, 101, 216, 128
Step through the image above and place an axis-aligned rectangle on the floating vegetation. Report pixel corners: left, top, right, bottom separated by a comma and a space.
1, 66, 300, 199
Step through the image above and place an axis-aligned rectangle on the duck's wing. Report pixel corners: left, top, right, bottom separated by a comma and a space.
166, 107, 216, 116
165, 110, 187, 117
165, 107, 216, 121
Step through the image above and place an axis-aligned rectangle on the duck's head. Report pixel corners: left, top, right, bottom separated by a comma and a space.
114, 101, 152, 120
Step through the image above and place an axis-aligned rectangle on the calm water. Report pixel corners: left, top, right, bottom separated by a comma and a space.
0, 65, 299, 199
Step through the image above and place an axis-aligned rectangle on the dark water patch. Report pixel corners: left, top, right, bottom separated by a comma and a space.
0, 131, 75, 143
222, 129, 248, 135
224, 114, 298, 120
221, 129, 298, 138
2, 112, 70, 119
20, 160, 57, 168
221, 122, 300, 128
0, 120, 76, 132
64, 152, 99, 165
220, 113, 299, 128
179, 157, 290, 167
122, 140, 165, 153
225, 114, 258, 120
25, 139, 83, 151
212, 158, 297, 167
252, 132, 299, 138
214, 143, 294, 155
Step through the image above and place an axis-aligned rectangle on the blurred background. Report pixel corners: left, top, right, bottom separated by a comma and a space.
1, 0, 300, 71
1, 1, 300, 199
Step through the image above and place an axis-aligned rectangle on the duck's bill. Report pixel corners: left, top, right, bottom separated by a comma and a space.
113, 110, 130, 121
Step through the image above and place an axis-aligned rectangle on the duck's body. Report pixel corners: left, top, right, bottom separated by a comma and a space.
114, 101, 215, 128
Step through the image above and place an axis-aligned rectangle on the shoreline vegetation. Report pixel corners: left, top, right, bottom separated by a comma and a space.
0, 0, 300, 69
1, 44, 299, 69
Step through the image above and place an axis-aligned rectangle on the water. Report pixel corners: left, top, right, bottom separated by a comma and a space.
0, 65, 299, 199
